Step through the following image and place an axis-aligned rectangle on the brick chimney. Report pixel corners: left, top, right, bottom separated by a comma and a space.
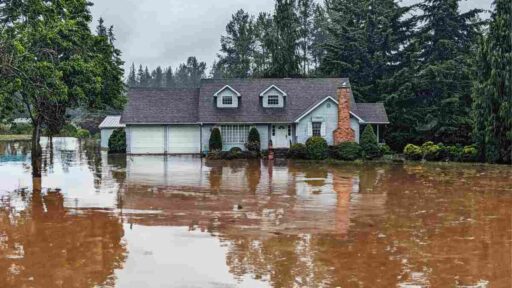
333, 82, 355, 144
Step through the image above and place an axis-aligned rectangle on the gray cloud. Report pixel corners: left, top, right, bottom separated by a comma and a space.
89, 0, 493, 75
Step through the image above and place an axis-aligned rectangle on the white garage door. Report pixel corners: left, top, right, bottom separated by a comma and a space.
168, 125, 200, 154
130, 126, 165, 154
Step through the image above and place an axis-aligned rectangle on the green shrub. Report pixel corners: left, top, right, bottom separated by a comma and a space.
108, 128, 126, 154
360, 125, 382, 159
305, 136, 328, 160
333, 142, 362, 161
404, 144, 422, 160
10, 123, 33, 135
446, 145, 463, 161
380, 144, 393, 155
209, 128, 222, 151
421, 141, 441, 161
288, 143, 307, 159
76, 129, 90, 139
462, 145, 478, 162
60, 124, 78, 137
245, 127, 261, 152
437, 143, 450, 161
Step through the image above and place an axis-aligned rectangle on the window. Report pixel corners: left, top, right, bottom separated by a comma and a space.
221, 125, 250, 144
222, 96, 233, 105
312, 122, 322, 137
267, 95, 279, 106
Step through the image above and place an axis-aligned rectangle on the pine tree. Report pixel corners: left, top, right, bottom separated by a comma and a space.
412, 0, 483, 144
96, 17, 107, 36
216, 9, 255, 78
269, 0, 301, 77
128, 63, 137, 87
472, 0, 511, 163
142, 66, 151, 87
164, 67, 175, 88
136, 65, 144, 87
153, 66, 164, 88
253, 12, 274, 77
297, 0, 315, 75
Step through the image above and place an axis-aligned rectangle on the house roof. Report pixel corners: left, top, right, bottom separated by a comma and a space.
198, 78, 354, 123
99, 116, 125, 129
352, 103, 389, 124
121, 78, 389, 125
121, 88, 199, 124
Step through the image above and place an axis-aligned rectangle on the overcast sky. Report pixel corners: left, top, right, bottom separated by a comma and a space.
89, 0, 493, 76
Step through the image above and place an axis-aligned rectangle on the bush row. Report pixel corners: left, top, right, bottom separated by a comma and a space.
288, 126, 390, 161
207, 147, 260, 160
403, 142, 478, 162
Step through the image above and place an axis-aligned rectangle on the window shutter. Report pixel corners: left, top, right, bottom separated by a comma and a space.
307, 122, 313, 137
320, 122, 326, 137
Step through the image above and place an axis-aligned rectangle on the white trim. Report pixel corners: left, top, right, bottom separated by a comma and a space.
259, 85, 287, 97
349, 112, 365, 123
213, 85, 241, 97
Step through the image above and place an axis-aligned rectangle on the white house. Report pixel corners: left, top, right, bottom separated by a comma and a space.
120, 78, 389, 154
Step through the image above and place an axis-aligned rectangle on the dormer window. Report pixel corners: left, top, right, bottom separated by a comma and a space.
267, 95, 279, 106
260, 85, 286, 108
222, 96, 233, 105
214, 85, 241, 108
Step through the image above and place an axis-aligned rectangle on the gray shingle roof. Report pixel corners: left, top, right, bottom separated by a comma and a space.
198, 78, 353, 123
99, 116, 125, 129
352, 103, 390, 124
121, 88, 199, 124
121, 78, 389, 125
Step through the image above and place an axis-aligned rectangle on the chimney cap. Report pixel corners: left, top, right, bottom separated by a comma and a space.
339, 81, 350, 88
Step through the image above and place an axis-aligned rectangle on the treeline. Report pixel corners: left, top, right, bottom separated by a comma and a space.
127, 57, 207, 88
128, 0, 510, 163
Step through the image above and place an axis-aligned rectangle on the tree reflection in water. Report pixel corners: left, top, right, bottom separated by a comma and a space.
0, 177, 127, 288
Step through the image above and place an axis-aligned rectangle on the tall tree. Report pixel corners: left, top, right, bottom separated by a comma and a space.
164, 66, 175, 88
411, 0, 483, 144
297, 0, 315, 75
253, 12, 274, 77
216, 9, 255, 78
472, 0, 511, 163
268, 0, 301, 77
136, 65, 144, 87
0, 0, 125, 176
127, 63, 137, 88
152, 66, 164, 88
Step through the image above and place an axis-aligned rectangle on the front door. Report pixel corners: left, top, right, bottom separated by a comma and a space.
271, 124, 290, 148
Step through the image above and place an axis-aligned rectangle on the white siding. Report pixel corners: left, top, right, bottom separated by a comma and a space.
100, 128, 114, 149
216, 89, 239, 108
167, 125, 200, 154
297, 99, 338, 145
129, 126, 165, 154
261, 87, 285, 108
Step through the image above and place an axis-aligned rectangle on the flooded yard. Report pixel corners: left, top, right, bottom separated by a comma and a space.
0, 138, 510, 288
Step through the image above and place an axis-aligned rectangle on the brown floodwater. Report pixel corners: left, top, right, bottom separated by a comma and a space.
0, 138, 510, 288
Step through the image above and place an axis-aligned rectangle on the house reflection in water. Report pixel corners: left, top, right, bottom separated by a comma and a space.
119, 156, 387, 237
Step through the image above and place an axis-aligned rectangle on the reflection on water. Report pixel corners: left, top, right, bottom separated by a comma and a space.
0, 138, 511, 287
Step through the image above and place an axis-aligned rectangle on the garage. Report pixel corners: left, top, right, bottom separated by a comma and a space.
167, 125, 200, 154
129, 126, 165, 154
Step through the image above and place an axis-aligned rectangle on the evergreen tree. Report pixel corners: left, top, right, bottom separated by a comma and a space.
136, 65, 144, 87
253, 12, 274, 77
164, 66, 175, 88
128, 63, 137, 87
141, 66, 151, 87
472, 0, 511, 163
153, 66, 164, 88
216, 9, 255, 78
269, 0, 301, 77
411, 0, 483, 144
297, 0, 315, 75
310, 5, 328, 72
96, 17, 107, 36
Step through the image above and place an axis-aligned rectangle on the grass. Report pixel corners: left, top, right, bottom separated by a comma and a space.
0, 134, 31, 141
